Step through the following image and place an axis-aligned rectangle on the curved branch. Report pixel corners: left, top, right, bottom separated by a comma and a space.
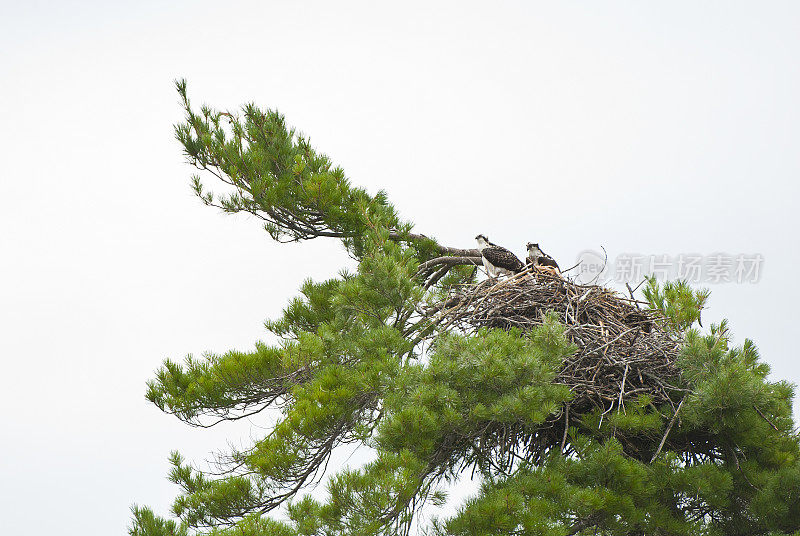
416, 256, 482, 275
389, 230, 479, 257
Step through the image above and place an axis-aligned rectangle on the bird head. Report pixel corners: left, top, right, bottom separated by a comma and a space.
526, 242, 540, 252
475, 234, 490, 247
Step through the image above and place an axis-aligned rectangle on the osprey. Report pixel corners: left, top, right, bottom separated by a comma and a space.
475, 234, 525, 277
526, 242, 560, 271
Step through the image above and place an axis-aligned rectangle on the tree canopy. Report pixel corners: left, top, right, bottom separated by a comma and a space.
130, 81, 800, 536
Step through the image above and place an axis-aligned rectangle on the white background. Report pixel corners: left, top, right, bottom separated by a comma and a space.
2, 2, 799, 534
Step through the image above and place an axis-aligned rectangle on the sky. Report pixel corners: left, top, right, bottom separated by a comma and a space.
2, 1, 799, 534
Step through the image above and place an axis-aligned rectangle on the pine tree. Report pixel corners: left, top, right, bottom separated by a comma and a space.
130, 81, 800, 536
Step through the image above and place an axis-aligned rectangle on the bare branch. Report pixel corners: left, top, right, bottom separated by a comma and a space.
651, 395, 687, 463
753, 405, 780, 432
388, 229, 479, 257
417, 256, 483, 275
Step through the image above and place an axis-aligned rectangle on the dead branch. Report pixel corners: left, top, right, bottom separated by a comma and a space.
416, 256, 482, 276
651, 395, 686, 462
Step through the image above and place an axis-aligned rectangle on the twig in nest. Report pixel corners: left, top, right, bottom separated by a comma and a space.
626, 283, 639, 309
617, 363, 629, 414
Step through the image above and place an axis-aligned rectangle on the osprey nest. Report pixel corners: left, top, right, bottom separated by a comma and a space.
432, 269, 688, 452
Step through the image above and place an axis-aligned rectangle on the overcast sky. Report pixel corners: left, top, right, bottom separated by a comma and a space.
2, 2, 799, 534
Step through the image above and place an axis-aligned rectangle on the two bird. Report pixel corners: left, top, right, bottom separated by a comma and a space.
475, 234, 560, 278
